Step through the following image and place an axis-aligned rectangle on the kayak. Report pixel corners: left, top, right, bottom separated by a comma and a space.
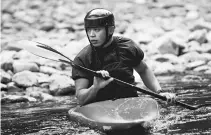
68, 97, 159, 132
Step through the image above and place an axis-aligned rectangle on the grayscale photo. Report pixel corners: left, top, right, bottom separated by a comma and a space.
1, 0, 211, 135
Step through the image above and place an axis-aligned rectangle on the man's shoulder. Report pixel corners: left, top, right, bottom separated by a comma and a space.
76, 45, 92, 58
114, 36, 137, 48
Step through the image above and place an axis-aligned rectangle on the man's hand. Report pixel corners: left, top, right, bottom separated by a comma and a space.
93, 70, 113, 90
159, 92, 176, 103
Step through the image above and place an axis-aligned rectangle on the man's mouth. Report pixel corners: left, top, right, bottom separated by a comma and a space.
90, 40, 98, 44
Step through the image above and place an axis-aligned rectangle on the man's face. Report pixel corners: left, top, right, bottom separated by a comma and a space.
87, 27, 106, 47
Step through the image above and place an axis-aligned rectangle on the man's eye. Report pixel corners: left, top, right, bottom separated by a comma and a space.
95, 28, 100, 31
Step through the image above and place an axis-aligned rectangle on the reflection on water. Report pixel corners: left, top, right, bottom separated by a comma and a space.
1, 73, 211, 135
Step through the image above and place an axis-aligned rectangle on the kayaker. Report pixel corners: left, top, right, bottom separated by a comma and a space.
72, 8, 176, 105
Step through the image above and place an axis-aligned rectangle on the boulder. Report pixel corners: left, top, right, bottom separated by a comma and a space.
0, 83, 7, 91
193, 65, 211, 72
0, 50, 16, 71
188, 29, 207, 44
13, 60, 39, 73
35, 72, 50, 84
1, 95, 29, 104
7, 82, 25, 94
40, 93, 55, 102
152, 62, 177, 75
12, 71, 38, 87
186, 60, 206, 70
39, 66, 61, 75
49, 74, 75, 96
0, 69, 11, 84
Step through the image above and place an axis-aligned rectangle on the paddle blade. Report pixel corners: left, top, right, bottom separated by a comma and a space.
17, 40, 68, 63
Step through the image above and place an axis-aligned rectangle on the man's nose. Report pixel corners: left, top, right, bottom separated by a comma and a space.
89, 30, 95, 37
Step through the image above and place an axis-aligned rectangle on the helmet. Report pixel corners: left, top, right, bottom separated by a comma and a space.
84, 8, 115, 28
84, 8, 115, 48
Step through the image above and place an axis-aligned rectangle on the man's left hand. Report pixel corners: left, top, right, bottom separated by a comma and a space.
159, 92, 176, 104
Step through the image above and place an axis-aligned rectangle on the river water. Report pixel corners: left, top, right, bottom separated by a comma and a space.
1, 73, 211, 135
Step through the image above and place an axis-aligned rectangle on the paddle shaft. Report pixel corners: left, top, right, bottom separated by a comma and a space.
63, 59, 197, 110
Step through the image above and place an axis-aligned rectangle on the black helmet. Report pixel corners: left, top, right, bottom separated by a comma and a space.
84, 8, 115, 28
84, 8, 115, 48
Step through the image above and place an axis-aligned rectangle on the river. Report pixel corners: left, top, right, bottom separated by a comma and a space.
1, 73, 211, 135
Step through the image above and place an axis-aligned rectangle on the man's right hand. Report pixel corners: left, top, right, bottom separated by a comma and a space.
93, 70, 113, 90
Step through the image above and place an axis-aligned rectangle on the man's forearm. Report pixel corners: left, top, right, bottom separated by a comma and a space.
76, 85, 99, 105
140, 68, 161, 92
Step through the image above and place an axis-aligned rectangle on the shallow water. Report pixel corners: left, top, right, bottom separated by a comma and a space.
1, 73, 211, 135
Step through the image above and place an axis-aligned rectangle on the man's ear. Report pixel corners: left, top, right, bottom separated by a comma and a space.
108, 26, 115, 34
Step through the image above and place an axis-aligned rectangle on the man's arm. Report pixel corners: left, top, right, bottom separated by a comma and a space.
75, 78, 99, 105
75, 71, 113, 105
134, 61, 161, 92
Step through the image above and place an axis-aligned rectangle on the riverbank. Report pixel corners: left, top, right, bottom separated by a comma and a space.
1, 0, 211, 104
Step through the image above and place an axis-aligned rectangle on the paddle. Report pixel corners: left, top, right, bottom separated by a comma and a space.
17, 40, 211, 110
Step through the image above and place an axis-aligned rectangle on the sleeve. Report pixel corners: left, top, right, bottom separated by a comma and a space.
131, 42, 144, 66
72, 56, 93, 80
124, 38, 144, 67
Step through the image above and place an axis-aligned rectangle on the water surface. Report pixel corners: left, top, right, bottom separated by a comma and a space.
1, 73, 211, 135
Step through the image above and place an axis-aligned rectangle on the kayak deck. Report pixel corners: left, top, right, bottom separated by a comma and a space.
68, 97, 159, 131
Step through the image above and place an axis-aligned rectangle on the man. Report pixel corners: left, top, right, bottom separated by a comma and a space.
72, 8, 175, 105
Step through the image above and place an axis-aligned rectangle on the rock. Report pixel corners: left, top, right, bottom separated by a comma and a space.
158, 38, 180, 55
27, 86, 49, 94
199, 53, 211, 61
13, 60, 39, 73
132, 32, 153, 44
35, 72, 50, 84
206, 31, 211, 43
148, 30, 187, 55
0, 50, 16, 64
204, 13, 211, 22
134, 0, 147, 4
193, 65, 211, 72
7, 82, 25, 94
39, 66, 61, 75
185, 4, 199, 11
204, 69, 211, 74
186, 60, 206, 70
1, 91, 6, 98
179, 51, 204, 62
1, 61, 13, 71
185, 10, 199, 20
183, 41, 201, 52
152, 62, 176, 75
49, 74, 75, 96
1, 95, 29, 104
13, 50, 41, 61
61, 40, 87, 60
0, 69, 12, 84
41, 60, 63, 70
152, 53, 183, 64
25, 86, 50, 102
3, 40, 23, 51
24, 96, 37, 102
115, 21, 128, 34
208, 61, 211, 67
12, 71, 38, 87
190, 20, 211, 31
0, 83, 7, 91
40, 21, 55, 31
188, 29, 207, 44
40, 93, 55, 102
